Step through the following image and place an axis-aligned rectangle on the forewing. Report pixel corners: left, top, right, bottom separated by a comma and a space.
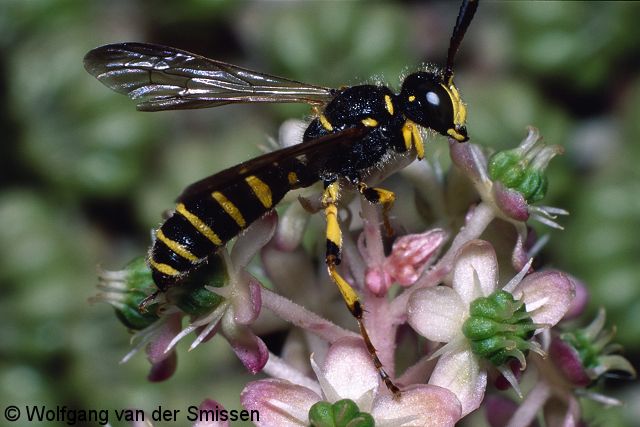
84, 42, 336, 111
177, 127, 369, 202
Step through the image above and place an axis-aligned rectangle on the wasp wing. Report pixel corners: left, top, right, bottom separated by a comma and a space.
177, 127, 369, 202
84, 42, 336, 111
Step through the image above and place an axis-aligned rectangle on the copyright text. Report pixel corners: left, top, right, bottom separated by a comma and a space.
3, 404, 259, 425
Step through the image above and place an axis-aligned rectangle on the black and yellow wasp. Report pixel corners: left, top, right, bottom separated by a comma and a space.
84, 0, 478, 394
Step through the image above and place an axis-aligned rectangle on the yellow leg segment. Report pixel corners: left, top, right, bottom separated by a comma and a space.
358, 183, 396, 236
402, 120, 425, 160
322, 182, 400, 396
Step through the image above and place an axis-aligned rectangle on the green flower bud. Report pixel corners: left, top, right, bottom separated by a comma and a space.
463, 317, 510, 340
95, 255, 229, 328
554, 309, 636, 383
464, 290, 540, 368
488, 127, 562, 204
308, 399, 374, 427
469, 290, 524, 321
94, 257, 159, 330
309, 401, 334, 427
168, 256, 227, 317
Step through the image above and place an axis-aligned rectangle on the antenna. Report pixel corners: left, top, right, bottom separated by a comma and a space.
444, 0, 479, 85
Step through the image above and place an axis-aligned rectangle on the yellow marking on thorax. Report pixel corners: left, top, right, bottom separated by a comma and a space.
402, 120, 425, 160
149, 258, 180, 276
245, 175, 272, 208
361, 117, 378, 127
320, 114, 334, 131
176, 203, 222, 246
156, 229, 199, 263
408, 95, 416, 102
287, 172, 298, 186
212, 191, 246, 228
384, 95, 394, 115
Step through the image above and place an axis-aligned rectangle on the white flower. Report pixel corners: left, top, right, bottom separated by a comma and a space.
407, 240, 575, 416
241, 337, 461, 426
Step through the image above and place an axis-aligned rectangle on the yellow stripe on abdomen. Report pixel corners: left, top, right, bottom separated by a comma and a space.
155, 229, 199, 263
148, 258, 180, 276
175, 203, 223, 246
212, 191, 247, 228
245, 175, 273, 208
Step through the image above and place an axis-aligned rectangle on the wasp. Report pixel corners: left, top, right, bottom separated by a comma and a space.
84, 0, 478, 395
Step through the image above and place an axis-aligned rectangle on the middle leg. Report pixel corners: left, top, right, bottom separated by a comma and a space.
357, 182, 396, 236
322, 181, 400, 396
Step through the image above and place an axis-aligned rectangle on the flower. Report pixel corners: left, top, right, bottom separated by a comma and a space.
192, 399, 232, 427
363, 228, 447, 296
162, 213, 278, 374
93, 213, 279, 378
550, 308, 636, 388
241, 337, 462, 427
449, 127, 568, 272
487, 127, 563, 204
407, 240, 575, 416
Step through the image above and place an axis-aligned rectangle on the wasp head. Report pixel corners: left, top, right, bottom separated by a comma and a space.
399, 71, 468, 143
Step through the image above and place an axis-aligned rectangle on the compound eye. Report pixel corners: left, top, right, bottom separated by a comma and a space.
423, 84, 454, 134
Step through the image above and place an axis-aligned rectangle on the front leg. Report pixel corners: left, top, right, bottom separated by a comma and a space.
321, 181, 400, 396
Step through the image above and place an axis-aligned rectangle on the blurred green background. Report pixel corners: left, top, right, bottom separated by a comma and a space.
1, 1, 638, 426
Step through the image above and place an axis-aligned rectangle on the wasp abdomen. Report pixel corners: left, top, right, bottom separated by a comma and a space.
148, 167, 298, 290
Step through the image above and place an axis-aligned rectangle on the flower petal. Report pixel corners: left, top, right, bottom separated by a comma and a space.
453, 240, 499, 304
483, 395, 518, 427
232, 273, 262, 325
261, 243, 317, 299
492, 182, 530, 222
449, 140, 489, 185
231, 212, 277, 269
241, 378, 320, 426
192, 399, 230, 427
407, 287, 466, 343
511, 270, 575, 330
429, 346, 487, 417
372, 385, 461, 427
146, 313, 182, 364
147, 351, 177, 382
548, 335, 590, 387
319, 337, 379, 405
562, 275, 589, 320
273, 201, 310, 251
222, 320, 269, 374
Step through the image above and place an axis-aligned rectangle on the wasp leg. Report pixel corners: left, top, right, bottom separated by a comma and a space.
322, 181, 401, 396
358, 182, 396, 237
138, 290, 160, 313
402, 119, 425, 160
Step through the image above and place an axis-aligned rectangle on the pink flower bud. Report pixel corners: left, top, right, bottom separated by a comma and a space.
384, 229, 446, 286
365, 266, 393, 296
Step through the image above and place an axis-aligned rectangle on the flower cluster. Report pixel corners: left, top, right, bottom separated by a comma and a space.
94, 127, 635, 426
